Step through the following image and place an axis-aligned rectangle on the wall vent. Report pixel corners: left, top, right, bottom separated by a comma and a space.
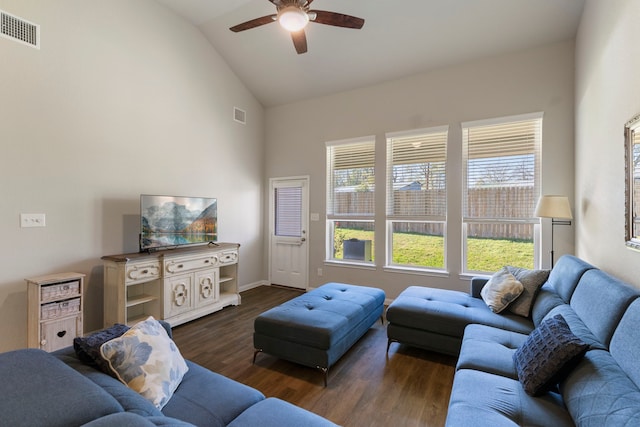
1, 9, 40, 49
234, 107, 246, 125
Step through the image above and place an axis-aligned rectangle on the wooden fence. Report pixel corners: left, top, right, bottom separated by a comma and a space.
334, 186, 535, 239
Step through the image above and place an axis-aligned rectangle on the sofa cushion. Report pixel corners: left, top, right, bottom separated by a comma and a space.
54, 347, 163, 418
0, 349, 124, 427
101, 316, 189, 409
80, 412, 195, 427
386, 286, 534, 338
446, 369, 574, 427
569, 269, 639, 348
162, 361, 265, 427
227, 398, 338, 427
456, 324, 526, 379
506, 267, 550, 317
542, 304, 605, 351
609, 298, 640, 389
546, 255, 594, 303
531, 283, 566, 326
480, 267, 524, 313
74, 323, 130, 376
562, 349, 640, 426
513, 314, 589, 396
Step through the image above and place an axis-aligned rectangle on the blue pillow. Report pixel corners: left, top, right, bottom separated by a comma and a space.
73, 323, 130, 376
513, 314, 589, 396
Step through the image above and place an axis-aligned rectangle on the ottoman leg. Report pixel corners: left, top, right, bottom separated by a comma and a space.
318, 366, 328, 387
253, 349, 263, 364
386, 338, 398, 354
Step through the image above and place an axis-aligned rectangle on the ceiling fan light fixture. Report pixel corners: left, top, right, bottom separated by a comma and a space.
278, 6, 309, 32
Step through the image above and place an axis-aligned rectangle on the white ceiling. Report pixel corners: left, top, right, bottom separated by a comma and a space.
154, 0, 585, 107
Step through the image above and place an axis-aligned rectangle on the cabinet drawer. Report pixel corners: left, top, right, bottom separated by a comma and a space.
41, 280, 80, 302
41, 297, 81, 320
125, 261, 161, 284
165, 255, 217, 275
219, 250, 238, 265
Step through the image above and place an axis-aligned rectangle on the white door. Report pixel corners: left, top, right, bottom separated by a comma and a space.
269, 177, 309, 289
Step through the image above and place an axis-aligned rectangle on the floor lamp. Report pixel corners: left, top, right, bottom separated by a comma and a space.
534, 195, 573, 267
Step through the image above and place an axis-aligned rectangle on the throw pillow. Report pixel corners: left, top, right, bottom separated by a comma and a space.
73, 323, 130, 376
100, 316, 189, 409
480, 267, 524, 313
506, 267, 551, 318
513, 314, 589, 396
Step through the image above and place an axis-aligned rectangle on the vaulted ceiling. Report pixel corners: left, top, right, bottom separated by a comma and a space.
154, 0, 585, 107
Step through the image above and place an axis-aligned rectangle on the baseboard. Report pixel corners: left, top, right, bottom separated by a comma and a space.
239, 280, 270, 292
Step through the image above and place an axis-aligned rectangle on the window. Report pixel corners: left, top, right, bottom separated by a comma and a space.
326, 137, 376, 263
462, 113, 542, 273
386, 126, 448, 270
625, 113, 640, 250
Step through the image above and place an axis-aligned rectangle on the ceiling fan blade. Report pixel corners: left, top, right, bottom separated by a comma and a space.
291, 30, 308, 54
230, 15, 276, 32
309, 10, 365, 29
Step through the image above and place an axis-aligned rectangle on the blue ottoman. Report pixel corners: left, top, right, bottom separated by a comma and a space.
253, 282, 385, 385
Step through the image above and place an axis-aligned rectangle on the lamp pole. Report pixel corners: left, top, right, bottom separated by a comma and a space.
550, 218, 572, 267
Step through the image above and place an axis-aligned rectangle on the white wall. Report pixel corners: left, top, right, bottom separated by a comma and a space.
0, 0, 265, 351
265, 40, 576, 300
574, 0, 640, 287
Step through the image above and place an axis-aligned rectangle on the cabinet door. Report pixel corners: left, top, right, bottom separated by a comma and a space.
164, 275, 194, 319
41, 316, 79, 352
195, 269, 219, 308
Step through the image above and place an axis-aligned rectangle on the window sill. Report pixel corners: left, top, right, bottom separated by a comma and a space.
383, 265, 450, 278
323, 260, 377, 271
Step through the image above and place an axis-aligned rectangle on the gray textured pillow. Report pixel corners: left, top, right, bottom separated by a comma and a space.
513, 314, 589, 396
480, 267, 524, 313
506, 267, 551, 317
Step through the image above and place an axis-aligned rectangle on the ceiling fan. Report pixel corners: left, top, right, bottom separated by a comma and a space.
229, 0, 365, 54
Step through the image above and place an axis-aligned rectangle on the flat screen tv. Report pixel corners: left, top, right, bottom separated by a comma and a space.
140, 194, 217, 252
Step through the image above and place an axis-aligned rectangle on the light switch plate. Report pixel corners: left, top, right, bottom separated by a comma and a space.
20, 213, 46, 228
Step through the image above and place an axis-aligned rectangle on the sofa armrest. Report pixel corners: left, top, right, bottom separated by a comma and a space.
470, 277, 490, 298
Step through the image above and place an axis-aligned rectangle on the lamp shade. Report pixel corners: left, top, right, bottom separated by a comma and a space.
534, 195, 573, 219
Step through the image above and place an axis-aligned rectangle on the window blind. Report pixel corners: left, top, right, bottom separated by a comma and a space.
326, 138, 375, 217
462, 114, 542, 220
386, 127, 448, 218
274, 186, 302, 237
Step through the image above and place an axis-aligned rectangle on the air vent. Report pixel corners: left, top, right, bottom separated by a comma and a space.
1, 9, 39, 49
234, 107, 246, 125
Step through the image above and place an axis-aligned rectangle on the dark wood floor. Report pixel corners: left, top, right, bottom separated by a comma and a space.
171, 285, 456, 427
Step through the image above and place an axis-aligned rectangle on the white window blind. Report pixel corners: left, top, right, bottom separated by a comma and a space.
326, 137, 376, 218
274, 186, 302, 237
463, 113, 542, 220
386, 126, 448, 219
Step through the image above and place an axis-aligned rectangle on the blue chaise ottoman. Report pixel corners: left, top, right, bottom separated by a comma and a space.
253, 282, 385, 385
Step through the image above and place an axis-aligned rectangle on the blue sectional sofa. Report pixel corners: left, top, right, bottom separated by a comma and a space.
0, 327, 336, 426
387, 255, 640, 426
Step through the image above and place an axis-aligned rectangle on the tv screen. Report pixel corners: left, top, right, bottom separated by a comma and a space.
140, 195, 217, 251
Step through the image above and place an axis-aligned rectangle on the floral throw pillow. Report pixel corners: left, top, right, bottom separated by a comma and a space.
100, 316, 188, 409
480, 266, 524, 313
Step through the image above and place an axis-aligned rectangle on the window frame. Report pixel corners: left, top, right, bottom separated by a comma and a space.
325, 136, 376, 265
385, 126, 449, 273
461, 112, 543, 274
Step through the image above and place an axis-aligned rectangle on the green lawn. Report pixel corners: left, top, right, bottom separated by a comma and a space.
334, 228, 533, 272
